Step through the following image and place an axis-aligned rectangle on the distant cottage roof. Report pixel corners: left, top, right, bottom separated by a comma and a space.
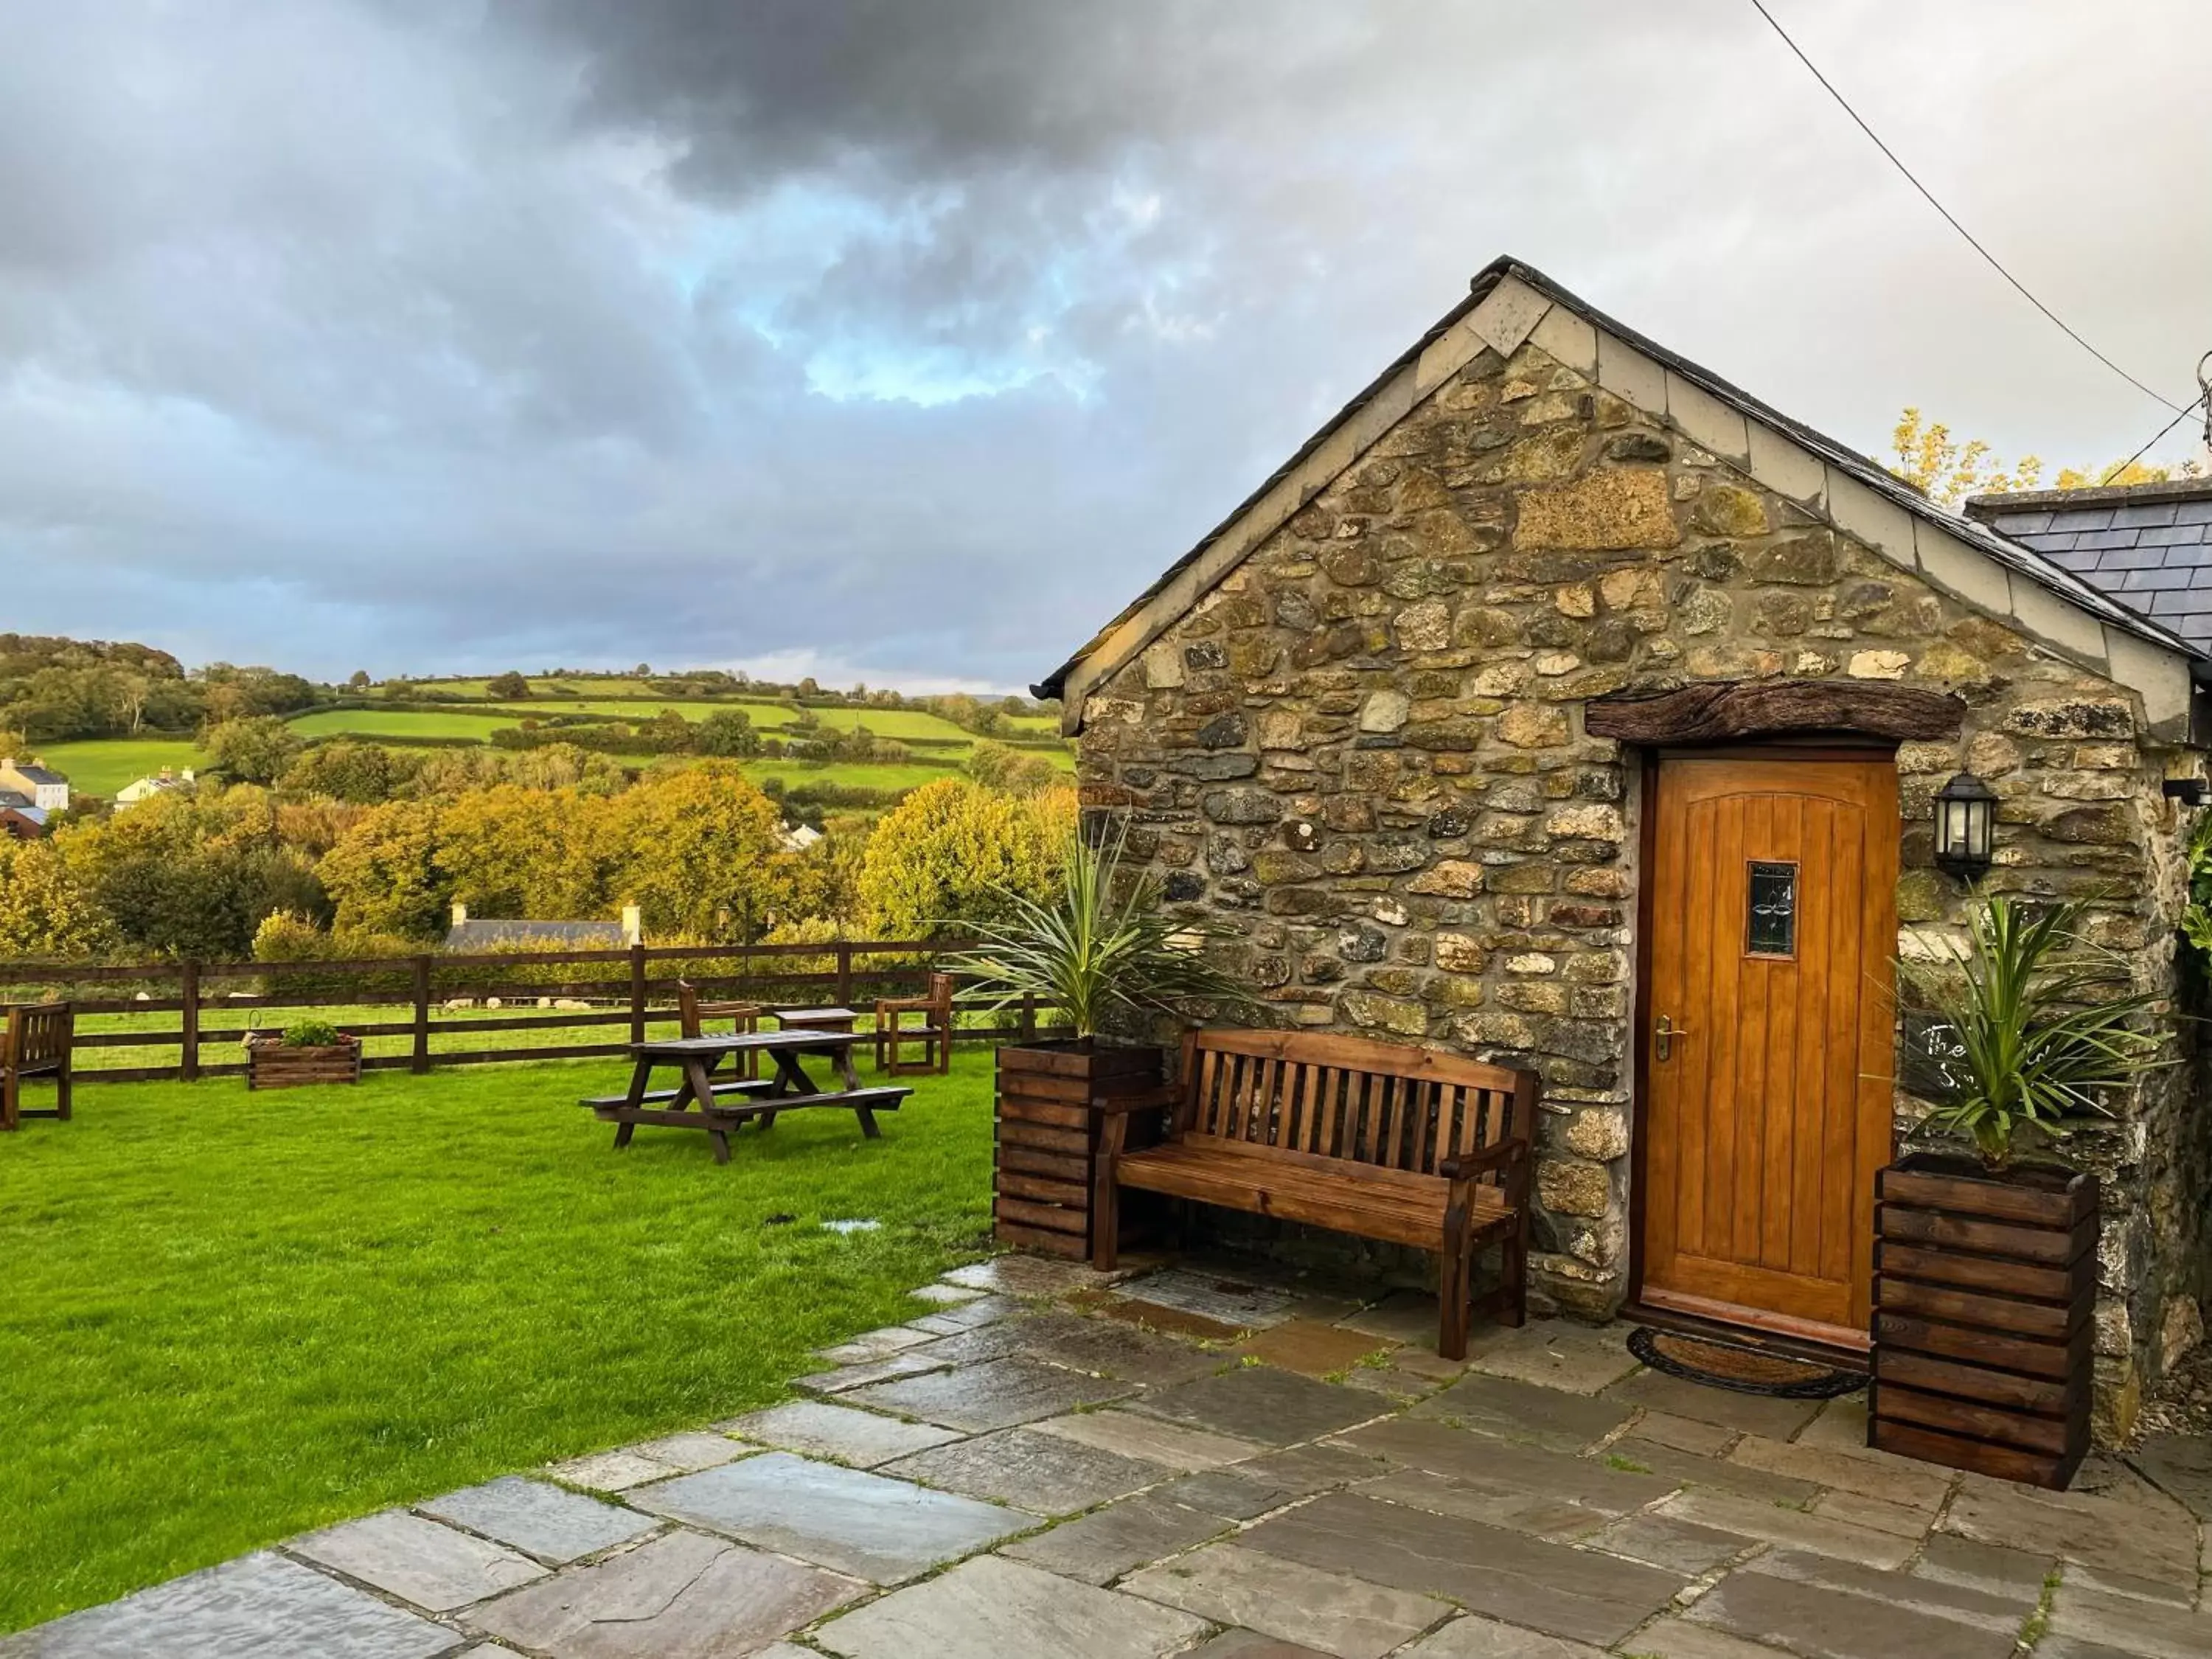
1034, 254, 2208, 727
1965, 479, 2212, 648
444, 919, 625, 950
1, 762, 66, 785
0, 789, 31, 809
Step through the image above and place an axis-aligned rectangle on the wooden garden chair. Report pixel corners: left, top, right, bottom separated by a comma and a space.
2, 1002, 73, 1130
874, 971, 955, 1076
678, 981, 766, 1080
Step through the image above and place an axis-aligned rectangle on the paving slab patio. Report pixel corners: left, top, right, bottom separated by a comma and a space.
629, 1452, 1031, 1584
13, 1254, 2210, 1659
417, 1476, 658, 1565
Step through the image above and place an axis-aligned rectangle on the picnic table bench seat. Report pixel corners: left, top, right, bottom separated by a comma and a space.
1093, 1029, 1536, 1360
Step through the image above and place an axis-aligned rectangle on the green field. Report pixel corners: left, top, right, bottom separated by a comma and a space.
286, 708, 521, 742
36, 738, 207, 796
0, 1053, 996, 1633
740, 759, 964, 793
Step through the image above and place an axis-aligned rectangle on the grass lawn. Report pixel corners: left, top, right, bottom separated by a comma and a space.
0, 1051, 998, 1634
285, 708, 521, 742
36, 738, 206, 797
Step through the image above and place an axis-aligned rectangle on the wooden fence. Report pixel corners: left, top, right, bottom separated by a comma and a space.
0, 941, 1052, 1084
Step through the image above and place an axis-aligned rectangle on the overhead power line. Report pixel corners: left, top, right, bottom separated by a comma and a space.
1747, 0, 2188, 415
2096, 352, 2212, 484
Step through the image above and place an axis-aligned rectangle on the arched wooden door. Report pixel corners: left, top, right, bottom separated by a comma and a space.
1637, 753, 1897, 1350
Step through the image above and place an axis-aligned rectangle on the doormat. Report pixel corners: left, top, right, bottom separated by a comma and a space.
1627, 1327, 1863, 1399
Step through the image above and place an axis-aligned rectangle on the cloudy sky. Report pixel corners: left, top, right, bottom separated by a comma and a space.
2, 1, 2205, 692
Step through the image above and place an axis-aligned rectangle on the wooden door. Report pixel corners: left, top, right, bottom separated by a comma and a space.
1639, 754, 1897, 1349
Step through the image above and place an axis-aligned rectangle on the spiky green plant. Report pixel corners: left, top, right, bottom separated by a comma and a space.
944, 825, 1257, 1041
2179, 809, 2212, 959
1897, 893, 2168, 1169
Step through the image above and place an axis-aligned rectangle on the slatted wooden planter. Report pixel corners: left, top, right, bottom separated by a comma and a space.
245, 1034, 364, 1090
993, 1041, 1164, 1259
1870, 1152, 2096, 1489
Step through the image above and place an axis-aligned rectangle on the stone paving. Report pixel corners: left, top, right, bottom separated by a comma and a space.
7, 1253, 2211, 1658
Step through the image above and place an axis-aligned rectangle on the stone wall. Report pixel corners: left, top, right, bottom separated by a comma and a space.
1076, 330, 2205, 1436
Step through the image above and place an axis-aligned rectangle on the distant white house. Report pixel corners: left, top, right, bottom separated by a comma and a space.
781, 822, 824, 852
114, 768, 195, 811
0, 759, 68, 813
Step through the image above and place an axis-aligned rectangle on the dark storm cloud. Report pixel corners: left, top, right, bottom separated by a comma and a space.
1, 1, 2205, 686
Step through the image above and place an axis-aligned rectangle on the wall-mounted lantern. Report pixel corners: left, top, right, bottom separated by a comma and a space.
1933, 772, 1997, 881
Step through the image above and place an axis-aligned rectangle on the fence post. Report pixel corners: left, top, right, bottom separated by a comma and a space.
1018, 991, 1037, 1046
411, 956, 431, 1074
835, 942, 854, 1008
179, 959, 201, 1082
629, 945, 647, 1044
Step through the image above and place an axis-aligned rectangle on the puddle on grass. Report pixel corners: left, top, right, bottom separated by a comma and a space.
822, 1218, 881, 1235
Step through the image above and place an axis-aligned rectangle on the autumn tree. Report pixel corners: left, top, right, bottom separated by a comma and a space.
317, 800, 449, 936
858, 778, 1076, 938
605, 765, 790, 939
203, 715, 305, 785
0, 841, 117, 956
1890, 408, 2042, 507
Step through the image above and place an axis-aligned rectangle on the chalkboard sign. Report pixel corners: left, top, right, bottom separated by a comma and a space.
1901, 1010, 1968, 1102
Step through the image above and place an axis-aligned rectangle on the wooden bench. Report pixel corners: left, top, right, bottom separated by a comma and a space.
1, 1002, 72, 1131
1093, 1029, 1536, 1359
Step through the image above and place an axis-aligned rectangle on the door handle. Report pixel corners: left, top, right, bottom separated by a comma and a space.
1655, 1014, 1688, 1062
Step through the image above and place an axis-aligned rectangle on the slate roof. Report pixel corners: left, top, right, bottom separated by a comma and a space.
1966, 479, 2212, 647
1, 762, 66, 785
1035, 256, 2206, 703
0, 789, 31, 809
444, 919, 625, 950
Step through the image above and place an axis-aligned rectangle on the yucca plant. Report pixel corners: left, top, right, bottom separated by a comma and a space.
946, 825, 1256, 1041
1897, 892, 2168, 1171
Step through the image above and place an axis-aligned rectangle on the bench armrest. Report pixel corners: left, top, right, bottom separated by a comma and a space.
1439, 1137, 1530, 1183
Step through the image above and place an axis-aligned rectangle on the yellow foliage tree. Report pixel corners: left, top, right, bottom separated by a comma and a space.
858, 779, 1077, 939
603, 764, 791, 939
1890, 408, 2042, 507
0, 840, 117, 956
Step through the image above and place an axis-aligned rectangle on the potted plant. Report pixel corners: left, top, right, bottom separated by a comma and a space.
244, 1018, 364, 1090
949, 826, 1254, 1259
1871, 894, 2167, 1488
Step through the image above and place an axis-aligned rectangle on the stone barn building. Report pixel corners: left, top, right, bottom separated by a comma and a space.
1034, 257, 2212, 1438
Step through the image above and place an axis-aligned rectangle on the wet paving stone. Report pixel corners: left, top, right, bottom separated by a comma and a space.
2044, 1582, 2212, 1659
290, 1510, 546, 1612
794, 1349, 955, 1396
1686, 1560, 2020, 1659
999, 1311, 1219, 1385
472, 1528, 860, 1658
880, 1426, 1170, 1514
630, 1451, 1032, 1584
1352, 1470, 1611, 1543
1237, 1490, 1688, 1649
0, 1552, 464, 1659
1337, 1417, 1675, 1514
815, 1554, 1208, 1659
1121, 1542, 1451, 1659
417, 1476, 657, 1565
1235, 1320, 1397, 1378
1458, 1320, 1639, 1397
1596, 1437, 1818, 1506
997, 1492, 1235, 1585
1654, 1489, 1915, 1571
1399, 1614, 1607, 1658
904, 1294, 1022, 1334
1407, 1372, 1632, 1453
1185, 1632, 1338, 1659
1031, 1407, 1268, 1470
843, 1355, 1138, 1432
944, 1256, 1128, 1298
1333, 1290, 1444, 1346
1585, 1512, 1754, 1576
1742, 1549, 2034, 1635
1115, 1267, 1298, 1329
723, 1399, 965, 1468
812, 1325, 942, 1365
1725, 1433, 1955, 1509
1128, 1365, 1385, 1444
1081, 1293, 1251, 1343
1941, 1477, 2202, 1589
2126, 1430, 2212, 1520
909, 1281, 987, 1306
1601, 1370, 1826, 1439
1908, 1532, 2052, 1606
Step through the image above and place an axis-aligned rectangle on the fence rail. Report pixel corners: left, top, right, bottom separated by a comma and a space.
0, 940, 1051, 1085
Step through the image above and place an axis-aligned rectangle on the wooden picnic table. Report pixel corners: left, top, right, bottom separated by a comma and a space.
582, 1030, 908, 1164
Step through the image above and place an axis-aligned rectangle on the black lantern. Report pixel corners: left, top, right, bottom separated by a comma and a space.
1933, 772, 1997, 880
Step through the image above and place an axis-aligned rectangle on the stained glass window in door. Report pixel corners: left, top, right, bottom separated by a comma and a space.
1747, 860, 1798, 958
